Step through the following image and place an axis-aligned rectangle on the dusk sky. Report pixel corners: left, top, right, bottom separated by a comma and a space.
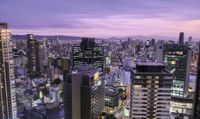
0, 0, 200, 38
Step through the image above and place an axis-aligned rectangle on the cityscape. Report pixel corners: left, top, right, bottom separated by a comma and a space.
1, 0, 200, 119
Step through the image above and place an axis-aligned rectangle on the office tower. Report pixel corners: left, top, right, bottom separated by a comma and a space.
130, 62, 173, 119
164, 44, 193, 118
72, 38, 104, 73
27, 34, 40, 77
193, 44, 200, 119
0, 23, 17, 119
64, 65, 105, 119
164, 44, 191, 97
179, 32, 184, 45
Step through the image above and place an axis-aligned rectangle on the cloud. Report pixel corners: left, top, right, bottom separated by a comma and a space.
0, 0, 200, 38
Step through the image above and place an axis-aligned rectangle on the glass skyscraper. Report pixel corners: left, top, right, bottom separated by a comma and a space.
72, 38, 104, 73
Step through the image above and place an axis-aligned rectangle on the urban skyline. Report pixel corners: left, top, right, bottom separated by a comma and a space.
1, 0, 200, 119
1, 21, 200, 119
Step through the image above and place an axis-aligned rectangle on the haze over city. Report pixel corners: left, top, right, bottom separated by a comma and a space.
0, 0, 200, 38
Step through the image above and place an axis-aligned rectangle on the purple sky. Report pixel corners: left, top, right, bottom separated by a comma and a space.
0, 0, 200, 38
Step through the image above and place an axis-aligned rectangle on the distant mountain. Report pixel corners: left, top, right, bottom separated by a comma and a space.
12, 35, 82, 41
108, 35, 177, 41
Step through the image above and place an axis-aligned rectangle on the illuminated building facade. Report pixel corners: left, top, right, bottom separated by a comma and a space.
64, 65, 105, 119
0, 23, 17, 119
130, 62, 173, 119
164, 44, 192, 118
164, 44, 192, 97
170, 97, 193, 119
72, 38, 104, 73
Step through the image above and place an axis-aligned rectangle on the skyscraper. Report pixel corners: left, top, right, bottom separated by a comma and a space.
164, 43, 192, 118
27, 34, 41, 77
130, 62, 173, 119
0, 23, 17, 119
72, 38, 104, 73
164, 44, 192, 97
179, 32, 184, 45
36, 40, 48, 73
64, 65, 105, 119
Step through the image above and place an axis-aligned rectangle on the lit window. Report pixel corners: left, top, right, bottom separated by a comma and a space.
171, 61, 176, 65
155, 76, 159, 79
135, 76, 141, 79
154, 81, 159, 84
146, 76, 152, 79
176, 51, 183, 55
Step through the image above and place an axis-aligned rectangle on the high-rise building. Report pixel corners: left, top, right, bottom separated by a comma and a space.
0, 23, 17, 119
37, 40, 48, 73
164, 43, 193, 118
193, 44, 200, 119
164, 44, 192, 97
130, 62, 173, 119
72, 38, 104, 73
27, 34, 41, 77
179, 32, 184, 45
64, 65, 105, 119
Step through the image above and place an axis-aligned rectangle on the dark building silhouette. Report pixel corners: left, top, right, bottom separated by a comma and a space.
179, 32, 184, 45
27, 34, 41, 77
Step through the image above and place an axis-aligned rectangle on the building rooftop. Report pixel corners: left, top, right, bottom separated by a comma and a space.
135, 62, 166, 73
78, 64, 99, 77
105, 86, 118, 97
136, 62, 165, 67
0, 22, 8, 29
